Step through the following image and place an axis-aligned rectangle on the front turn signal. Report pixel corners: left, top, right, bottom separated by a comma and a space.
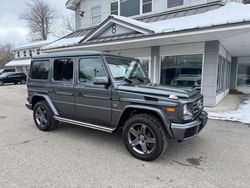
166, 107, 176, 113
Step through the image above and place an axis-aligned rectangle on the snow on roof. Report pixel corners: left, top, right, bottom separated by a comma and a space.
15, 38, 57, 50
113, 2, 250, 34
41, 37, 83, 50
149, 2, 250, 33
5, 59, 31, 67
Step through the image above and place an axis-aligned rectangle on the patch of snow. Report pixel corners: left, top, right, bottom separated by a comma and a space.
237, 86, 250, 94
41, 37, 84, 50
208, 99, 250, 124
15, 38, 57, 50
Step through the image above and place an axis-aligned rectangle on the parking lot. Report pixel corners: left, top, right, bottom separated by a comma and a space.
0, 85, 250, 188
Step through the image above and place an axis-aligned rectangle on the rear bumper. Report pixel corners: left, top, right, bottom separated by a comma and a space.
25, 103, 32, 110
171, 111, 208, 141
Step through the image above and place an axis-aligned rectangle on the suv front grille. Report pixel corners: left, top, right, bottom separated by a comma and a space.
193, 98, 203, 116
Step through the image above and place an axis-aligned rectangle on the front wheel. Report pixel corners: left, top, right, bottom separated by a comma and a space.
123, 114, 168, 161
33, 101, 57, 131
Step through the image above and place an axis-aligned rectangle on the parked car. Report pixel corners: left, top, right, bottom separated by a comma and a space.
0, 68, 15, 76
0, 72, 27, 86
25, 51, 208, 161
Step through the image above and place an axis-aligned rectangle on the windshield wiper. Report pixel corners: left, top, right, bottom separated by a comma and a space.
114, 76, 133, 83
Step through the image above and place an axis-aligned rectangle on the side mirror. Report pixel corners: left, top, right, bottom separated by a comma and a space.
93, 76, 110, 85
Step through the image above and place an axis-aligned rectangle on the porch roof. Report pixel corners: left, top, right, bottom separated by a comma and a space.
5, 59, 31, 67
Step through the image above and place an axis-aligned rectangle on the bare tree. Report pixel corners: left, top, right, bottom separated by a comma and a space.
243, 0, 250, 4
21, 0, 57, 41
62, 13, 76, 33
0, 43, 14, 68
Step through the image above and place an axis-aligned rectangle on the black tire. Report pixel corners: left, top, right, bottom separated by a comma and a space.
33, 101, 57, 131
122, 113, 168, 161
14, 82, 18, 85
20, 79, 26, 84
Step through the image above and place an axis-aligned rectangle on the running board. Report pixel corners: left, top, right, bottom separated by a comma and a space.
54, 116, 115, 133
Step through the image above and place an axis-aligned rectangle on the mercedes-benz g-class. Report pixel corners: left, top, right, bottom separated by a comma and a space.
26, 51, 207, 161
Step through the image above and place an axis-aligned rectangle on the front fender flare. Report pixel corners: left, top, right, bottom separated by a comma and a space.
117, 105, 173, 138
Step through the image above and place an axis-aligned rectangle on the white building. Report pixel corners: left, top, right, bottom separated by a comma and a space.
41, 0, 250, 107
6, 39, 55, 75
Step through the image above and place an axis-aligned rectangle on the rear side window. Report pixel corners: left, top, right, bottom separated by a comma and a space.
53, 58, 73, 82
30, 60, 50, 80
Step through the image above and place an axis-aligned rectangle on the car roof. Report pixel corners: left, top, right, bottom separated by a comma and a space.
32, 51, 136, 60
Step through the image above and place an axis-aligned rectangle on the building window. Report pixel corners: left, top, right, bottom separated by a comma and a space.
23, 51, 27, 57
17, 51, 20, 57
91, 6, 102, 26
30, 61, 50, 80
53, 58, 74, 82
142, 0, 152, 13
167, 0, 184, 8
29, 50, 32, 57
111, 2, 119, 15
120, 0, 140, 17
161, 54, 203, 89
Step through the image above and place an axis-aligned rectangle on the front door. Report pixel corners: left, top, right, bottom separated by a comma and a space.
49, 58, 75, 119
74, 56, 112, 126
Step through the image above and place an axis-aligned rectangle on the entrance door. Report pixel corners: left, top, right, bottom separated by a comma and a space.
49, 58, 74, 119
74, 56, 112, 126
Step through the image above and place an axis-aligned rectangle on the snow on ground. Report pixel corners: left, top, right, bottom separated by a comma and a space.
208, 99, 250, 124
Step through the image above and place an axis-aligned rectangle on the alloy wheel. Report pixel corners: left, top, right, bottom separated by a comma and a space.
128, 124, 156, 155
35, 106, 48, 128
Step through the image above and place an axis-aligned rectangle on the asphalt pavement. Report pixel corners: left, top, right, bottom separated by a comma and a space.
0, 85, 250, 188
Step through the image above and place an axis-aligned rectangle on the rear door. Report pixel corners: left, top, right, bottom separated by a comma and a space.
49, 57, 75, 119
74, 56, 112, 126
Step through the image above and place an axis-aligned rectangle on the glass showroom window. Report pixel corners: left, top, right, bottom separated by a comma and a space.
161, 54, 203, 89
216, 56, 230, 93
237, 63, 250, 87
91, 6, 102, 26
138, 57, 150, 77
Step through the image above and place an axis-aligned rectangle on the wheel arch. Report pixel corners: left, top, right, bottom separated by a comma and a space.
31, 94, 59, 116
116, 105, 173, 138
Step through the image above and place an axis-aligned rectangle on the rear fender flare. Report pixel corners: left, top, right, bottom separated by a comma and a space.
32, 94, 59, 116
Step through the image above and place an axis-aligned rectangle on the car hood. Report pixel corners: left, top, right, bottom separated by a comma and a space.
116, 83, 200, 99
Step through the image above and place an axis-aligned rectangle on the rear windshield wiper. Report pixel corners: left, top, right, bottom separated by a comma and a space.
114, 76, 133, 83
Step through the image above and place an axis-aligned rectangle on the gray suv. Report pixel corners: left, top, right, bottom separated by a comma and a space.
26, 51, 207, 161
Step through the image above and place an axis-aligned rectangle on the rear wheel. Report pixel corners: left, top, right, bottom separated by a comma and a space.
33, 101, 57, 131
123, 113, 168, 161
20, 79, 26, 84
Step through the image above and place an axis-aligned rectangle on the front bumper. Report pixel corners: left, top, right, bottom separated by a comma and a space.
25, 103, 32, 110
171, 111, 208, 141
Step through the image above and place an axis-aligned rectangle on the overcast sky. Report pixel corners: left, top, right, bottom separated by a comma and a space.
0, 0, 72, 46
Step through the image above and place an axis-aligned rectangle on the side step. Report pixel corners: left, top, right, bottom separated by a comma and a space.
54, 116, 115, 133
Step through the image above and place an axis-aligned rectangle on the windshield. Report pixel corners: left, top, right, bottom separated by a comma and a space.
105, 56, 149, 84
